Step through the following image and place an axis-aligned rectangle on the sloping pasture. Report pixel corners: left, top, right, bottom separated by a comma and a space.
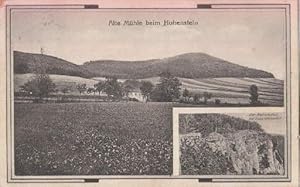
179, 78, 284, 106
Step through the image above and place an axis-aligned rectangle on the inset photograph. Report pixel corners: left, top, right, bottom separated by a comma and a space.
178, 111, 286, 176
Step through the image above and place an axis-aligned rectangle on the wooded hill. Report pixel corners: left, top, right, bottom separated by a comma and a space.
14, 51, 275, 79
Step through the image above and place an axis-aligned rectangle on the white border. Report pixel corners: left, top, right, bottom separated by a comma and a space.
6, 4, 292, 182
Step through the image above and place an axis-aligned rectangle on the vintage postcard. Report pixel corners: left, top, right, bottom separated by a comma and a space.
0, 1, 298, 187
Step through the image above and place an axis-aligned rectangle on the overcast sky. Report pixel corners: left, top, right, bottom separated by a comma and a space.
11, 9, 286, 79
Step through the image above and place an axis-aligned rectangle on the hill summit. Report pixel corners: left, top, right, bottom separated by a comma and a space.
14, 51, 274, 79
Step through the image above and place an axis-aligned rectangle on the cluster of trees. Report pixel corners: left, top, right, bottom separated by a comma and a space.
73, 72, 182, 102
149, 72, 181, 102
92, 72, 181, 102
179, 113, 264, 136
182, 88, 212, 104
20, 72, 56, 100
73, 77, 124, 100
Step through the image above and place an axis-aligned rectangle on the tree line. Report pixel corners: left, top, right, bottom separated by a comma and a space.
74, 72, 182, 102
19, 71, 260, 104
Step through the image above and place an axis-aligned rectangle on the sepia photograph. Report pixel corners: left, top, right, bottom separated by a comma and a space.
9, 7, 288, 177
178, 111, 286, 177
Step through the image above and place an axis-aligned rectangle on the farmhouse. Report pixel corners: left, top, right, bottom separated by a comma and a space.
127, 88, 146, 102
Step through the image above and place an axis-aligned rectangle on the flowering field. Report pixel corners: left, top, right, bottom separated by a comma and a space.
14, 102, 173, 175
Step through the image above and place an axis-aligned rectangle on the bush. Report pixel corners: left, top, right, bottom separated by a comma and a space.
180, 140, 235, 175
249, 84, 259, 104
215, 99, 221, 105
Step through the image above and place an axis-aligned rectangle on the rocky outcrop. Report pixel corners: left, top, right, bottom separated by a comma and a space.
180, 130, 284, 175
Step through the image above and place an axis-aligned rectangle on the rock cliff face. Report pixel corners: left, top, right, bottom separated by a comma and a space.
180, 130, 284, 175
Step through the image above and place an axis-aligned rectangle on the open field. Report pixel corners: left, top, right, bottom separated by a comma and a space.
14, 102, 173, 175
179, 77, 284, 106
140, 77, 284, 106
